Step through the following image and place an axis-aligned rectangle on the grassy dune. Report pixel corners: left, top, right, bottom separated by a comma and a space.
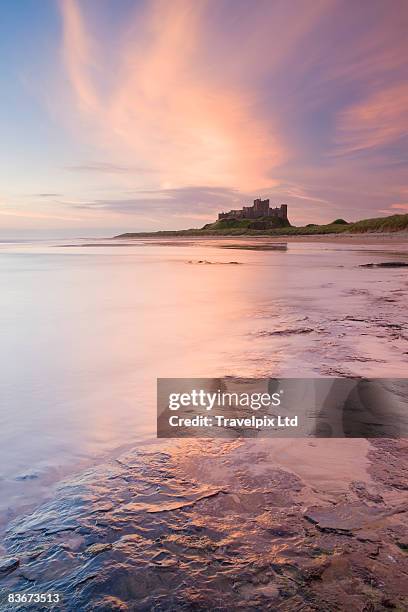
115, 213, 408, 238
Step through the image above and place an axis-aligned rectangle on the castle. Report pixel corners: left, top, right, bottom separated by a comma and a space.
218, 198, 287, 221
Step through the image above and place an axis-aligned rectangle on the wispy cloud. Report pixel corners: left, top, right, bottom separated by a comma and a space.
59, 0, 287, 191
56, 0, 407, 224
284, 186, 330, 205
334, 84, 408, 156
60, 0, 99, 113
65, 162, 152, 174
0, 209, 81, 221
71, 185, 247, 216
390, 203, 408, 211
1, 0, 399, 233
34, 193, 62, 197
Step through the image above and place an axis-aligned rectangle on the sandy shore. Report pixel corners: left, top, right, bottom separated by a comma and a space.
1, 237, 407, 610
130, 231, 408, 247
255, 232, 408, 246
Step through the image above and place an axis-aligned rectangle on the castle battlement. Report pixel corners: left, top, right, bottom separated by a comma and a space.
218, 199, 287, 221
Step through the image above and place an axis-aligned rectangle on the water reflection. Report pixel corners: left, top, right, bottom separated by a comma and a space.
0, 238, 407, 523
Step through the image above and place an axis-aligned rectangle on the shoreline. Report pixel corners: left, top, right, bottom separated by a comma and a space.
1, 238, 407, 610
114, 213, 408, 241
113, 231, 408, 246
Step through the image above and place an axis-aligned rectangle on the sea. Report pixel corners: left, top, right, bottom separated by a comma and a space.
0, 236, 407, 529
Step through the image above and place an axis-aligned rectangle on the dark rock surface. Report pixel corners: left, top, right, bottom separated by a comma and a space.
0, 557, 19, 576
0, 440, 407, 611
304, 502, 404, 535
360, 262, 408, 268
187, 260, 242, 265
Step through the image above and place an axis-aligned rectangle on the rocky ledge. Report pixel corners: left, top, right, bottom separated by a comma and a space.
0, 438, 407, 611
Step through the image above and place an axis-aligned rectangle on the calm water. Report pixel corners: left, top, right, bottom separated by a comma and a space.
1, 237, 407, 526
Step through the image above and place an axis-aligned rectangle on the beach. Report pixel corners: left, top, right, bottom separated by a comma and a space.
243, 232, 408, 245
124, 231, 408, 246
3, 0, 407, 607
0, 236, 407, 610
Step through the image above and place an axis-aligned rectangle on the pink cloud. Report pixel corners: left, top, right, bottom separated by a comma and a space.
55, 0, 408, 227
60, 0, 100, 113
59, 0, 287, 192
391, 203, 408, 211
334, 83, 408, 156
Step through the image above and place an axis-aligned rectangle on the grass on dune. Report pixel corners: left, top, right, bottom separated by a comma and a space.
115, 213, 408, 238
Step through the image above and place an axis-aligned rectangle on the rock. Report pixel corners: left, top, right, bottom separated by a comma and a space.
302, 558, 331, 582
360, 262, 408, 268
304, 502, 383, 534
381, 597, 398, 609
187, 260, 242, 265
258, 327, 314, 336
84, 543, 112, 556
350, 481, 384, 504
395, 536, 408, 551
15, 471, 39, 481
356, 531, 380, 543
88, 596, 129, 611
24, 547, 46, 561
0, 556, 20, 575
255, 512, 297, 537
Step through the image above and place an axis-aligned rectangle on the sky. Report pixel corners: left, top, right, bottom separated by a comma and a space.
0, 0, 407, 237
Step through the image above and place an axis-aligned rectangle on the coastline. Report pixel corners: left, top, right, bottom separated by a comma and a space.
114, 231, 408, 246
1, 238, 407, 610
246, 232, 408, 245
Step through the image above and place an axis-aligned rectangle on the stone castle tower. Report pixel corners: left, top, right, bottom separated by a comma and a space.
218, 199, 287, 221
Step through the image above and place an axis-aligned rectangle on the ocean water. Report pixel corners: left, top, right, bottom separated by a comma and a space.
0, 237, 407, 528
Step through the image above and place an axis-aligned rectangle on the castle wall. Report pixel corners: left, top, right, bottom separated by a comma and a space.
218, 200, 287, 221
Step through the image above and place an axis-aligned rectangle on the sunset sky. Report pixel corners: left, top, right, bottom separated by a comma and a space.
0, 0, 407, 237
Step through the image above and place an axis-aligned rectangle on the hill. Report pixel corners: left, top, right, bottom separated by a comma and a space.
114, 213, 408, 238
201, 215, 291, 232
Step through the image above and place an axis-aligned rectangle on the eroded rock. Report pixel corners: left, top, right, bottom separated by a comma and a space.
360, 262, 408, 268
304, 502, 383, 534
0, 441, 406, 610
0, 556, 19, 575
85, 543, 113, 556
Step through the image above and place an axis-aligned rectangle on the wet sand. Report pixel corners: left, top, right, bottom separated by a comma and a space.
124, 232, 408, 247
236, 232, 408, 246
